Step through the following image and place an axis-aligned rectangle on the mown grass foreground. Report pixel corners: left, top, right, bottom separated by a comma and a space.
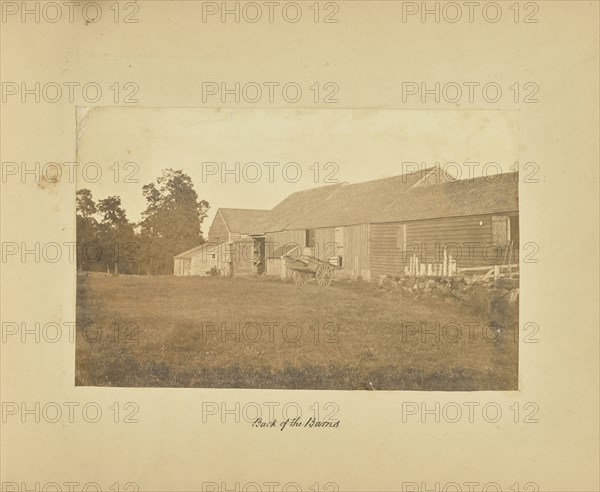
76, 274, 518, 390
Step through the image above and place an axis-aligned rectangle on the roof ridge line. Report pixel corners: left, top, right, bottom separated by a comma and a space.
377, 169, 435, 216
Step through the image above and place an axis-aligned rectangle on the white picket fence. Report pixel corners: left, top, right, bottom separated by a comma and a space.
404, 247, 519, 280
404, 248, 457, 277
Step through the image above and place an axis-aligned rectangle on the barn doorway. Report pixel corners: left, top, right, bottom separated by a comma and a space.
253, 237, 266, 274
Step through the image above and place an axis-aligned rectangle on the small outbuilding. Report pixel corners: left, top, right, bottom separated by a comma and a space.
173, 208, 267, 276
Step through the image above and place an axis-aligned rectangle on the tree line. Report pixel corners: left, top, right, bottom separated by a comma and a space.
76, 169, 209, 275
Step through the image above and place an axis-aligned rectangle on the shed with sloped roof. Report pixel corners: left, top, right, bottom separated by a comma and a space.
174, 207, 267, 276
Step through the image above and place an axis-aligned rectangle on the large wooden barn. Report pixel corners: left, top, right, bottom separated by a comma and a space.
250, 167, 456, 281
174, 208, 267, 276
250, 169, 519, 282
370, 172, 519, 279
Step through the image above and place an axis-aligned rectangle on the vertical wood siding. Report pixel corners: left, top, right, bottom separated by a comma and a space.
266, 258, 283, 277
263, 226, 372, 281
344, 224, 371, 281
313, 225, 370, 280
265, 230, 306, 256
265, 230, 306, 278
313, 227, 336, 262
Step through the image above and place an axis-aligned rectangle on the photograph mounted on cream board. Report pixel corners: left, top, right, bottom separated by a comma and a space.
1, 1, 598, 491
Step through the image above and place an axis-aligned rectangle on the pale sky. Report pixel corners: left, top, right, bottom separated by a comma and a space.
76, 107, 518, 229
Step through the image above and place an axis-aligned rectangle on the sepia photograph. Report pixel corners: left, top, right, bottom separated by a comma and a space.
75, 108, 519, 390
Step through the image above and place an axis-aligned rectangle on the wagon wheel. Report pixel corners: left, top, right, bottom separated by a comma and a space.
292, 270, 308, 287
315, 264, 333, 287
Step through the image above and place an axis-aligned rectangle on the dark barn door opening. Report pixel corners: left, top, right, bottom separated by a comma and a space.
253, 237, 266, 274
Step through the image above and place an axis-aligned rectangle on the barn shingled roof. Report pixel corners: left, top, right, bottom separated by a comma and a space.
250, 182, 344, 233
307, 171, 427, 228
372, 172, 519, 223
218, 208, 269, 234
250, 170, 429, 233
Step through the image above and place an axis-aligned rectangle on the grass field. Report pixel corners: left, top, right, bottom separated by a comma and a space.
75, 274, 518, 390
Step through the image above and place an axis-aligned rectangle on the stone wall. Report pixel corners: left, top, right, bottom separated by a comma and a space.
379, 274, 519, 307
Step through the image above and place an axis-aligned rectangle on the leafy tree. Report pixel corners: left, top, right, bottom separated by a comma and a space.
76, 188, 97, 218
76, 189, 99, 271
97, 196, 128, 225
76, 190, 137, 273
75, 169, 208, 275
139, 169, 209, 274
96, 196, 137, 274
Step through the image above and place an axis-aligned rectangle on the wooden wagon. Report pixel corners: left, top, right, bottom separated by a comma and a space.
282, 252, 340, 287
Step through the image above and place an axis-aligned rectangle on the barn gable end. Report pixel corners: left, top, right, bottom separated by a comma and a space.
174, 207, 268, 276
